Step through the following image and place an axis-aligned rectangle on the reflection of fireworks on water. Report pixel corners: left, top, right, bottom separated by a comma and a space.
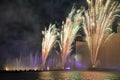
42, 24, 58, 66
83, 0, 120, 67
59, 7, 84, 67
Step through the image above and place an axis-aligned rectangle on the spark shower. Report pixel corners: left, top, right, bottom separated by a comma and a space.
83, 0, 120, 67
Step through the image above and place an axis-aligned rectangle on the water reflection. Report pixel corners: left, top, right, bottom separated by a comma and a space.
0, 71, 120, 80
38, 71, 120, 80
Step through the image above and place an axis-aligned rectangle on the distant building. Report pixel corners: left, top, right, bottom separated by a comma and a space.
75, 26, 120, 69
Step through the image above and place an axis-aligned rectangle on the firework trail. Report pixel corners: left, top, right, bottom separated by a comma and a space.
42, 24, 58, 67
83, 0, 120, 67
59, 7, 84, 68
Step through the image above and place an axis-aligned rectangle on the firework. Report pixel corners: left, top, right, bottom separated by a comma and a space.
82, 0, 120, 67
59, 7, 84, 68
42, 24, 58, 67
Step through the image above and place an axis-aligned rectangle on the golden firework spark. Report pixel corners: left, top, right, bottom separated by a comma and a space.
59, 7, 84, 68
42, 24, 58, 66
82, 0, 120, 67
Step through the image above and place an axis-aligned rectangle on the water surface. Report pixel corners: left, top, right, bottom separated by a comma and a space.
0, 70, 120, 80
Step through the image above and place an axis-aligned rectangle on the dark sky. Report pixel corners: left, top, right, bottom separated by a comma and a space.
0, 0, 87, 68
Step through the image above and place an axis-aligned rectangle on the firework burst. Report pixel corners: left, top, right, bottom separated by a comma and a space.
59, 7, 84, 68
42, 24, 58, 67
83, 0, 120, 67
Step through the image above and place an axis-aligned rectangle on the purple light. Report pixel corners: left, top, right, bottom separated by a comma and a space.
116, 66, 120, 71
76, 62, 84, 68
65, 66, 71, 70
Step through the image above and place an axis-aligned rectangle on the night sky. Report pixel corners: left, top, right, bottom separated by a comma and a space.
0, 0, 119, 69
0, 0, 87, 69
